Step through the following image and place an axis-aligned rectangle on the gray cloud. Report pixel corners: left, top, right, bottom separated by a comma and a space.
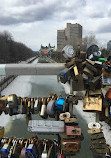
97, 23, 111, 33
89, 12, 105, 18
0, 0, 86, 25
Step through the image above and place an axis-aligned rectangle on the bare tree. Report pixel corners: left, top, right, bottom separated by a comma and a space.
82, 33, 98, 51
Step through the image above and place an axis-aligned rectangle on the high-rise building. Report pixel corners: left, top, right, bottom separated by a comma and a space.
107, 40, 111, 51
57, 23, 82, 51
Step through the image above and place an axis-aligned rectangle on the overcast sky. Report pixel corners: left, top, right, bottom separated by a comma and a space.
0, 0, 111, 51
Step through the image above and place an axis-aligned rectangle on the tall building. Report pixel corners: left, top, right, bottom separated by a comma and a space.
107, 40, 111, 51
57, 23, 82, 51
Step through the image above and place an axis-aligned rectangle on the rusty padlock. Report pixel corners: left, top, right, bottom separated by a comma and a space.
61, 138, 81, 153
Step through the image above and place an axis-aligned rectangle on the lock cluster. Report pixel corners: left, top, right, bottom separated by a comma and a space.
0, 136, 59, 158
0, 93, 78, 119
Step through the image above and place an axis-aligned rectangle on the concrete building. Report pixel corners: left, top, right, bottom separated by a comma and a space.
107, 40, 111, 51
57, 23, 82, 51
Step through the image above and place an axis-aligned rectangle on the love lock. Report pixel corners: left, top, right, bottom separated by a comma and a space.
40, 98, 48, 119
0, 138, 12, 158
65, 126, 81, 136
59, 112, 70, 120
26, 144, 37, 158
55, 98, 66, 112
47, 100, 55, 117
34, 99, 39, 114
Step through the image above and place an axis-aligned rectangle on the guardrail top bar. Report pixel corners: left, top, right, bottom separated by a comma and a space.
0, 63, 65, 76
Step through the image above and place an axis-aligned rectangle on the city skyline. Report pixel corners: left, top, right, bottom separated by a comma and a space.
0, 0, 111, 50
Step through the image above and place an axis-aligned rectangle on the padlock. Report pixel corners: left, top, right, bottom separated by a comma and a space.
0, 138, 12, 157
31, 98, 34, 114
7, 94, 18, 116
37, 97, 42, 112
27, 98, 31, 114
90, 143, 107, 150
7, 94, 18, 108
55, 98, 66, 112
58, 67, 72, 84
91, 132, 104, 140
12, 139, 22, 157
88, 122, 101, 129
7, 138, 17, 158
91, 138, 106, 144
26, 143, 37, 158
83, 67, 94, 78
41, 140, 48, 158
61, 138, 81, 153
65, 118, 77, 123
34, 99, 39, 114
65, 126, 81, 136
83, 97, 102, 111
88, 129, 102, 134
47, 100, 55, 117
59, 112, 70, 120
20, 139, 29, 158
0, 143, 10, 157
86, 62, 98, 76
109, 106, 111, 115
0, 97, 7, 115
17, 96, 21, 105
58, 149, 64, 158
40, 98, 48, 119
89, 76, 101, 90
21, 98, 27, 114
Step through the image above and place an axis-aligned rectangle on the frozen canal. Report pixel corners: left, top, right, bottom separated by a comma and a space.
0, 58, 105, 158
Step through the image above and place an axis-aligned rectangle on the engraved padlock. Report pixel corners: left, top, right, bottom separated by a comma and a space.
40, 98, 48, 119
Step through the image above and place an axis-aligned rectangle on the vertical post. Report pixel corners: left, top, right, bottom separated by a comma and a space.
96, 112, 100, 122
69, 78, 73, 116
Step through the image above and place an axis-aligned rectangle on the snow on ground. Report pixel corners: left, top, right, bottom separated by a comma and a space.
62, 82, 111, 146
0, 58, 38, 128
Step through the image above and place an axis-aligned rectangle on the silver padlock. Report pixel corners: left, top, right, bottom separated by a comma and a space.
34, 99, 39, 114
47, 100, 55, 117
